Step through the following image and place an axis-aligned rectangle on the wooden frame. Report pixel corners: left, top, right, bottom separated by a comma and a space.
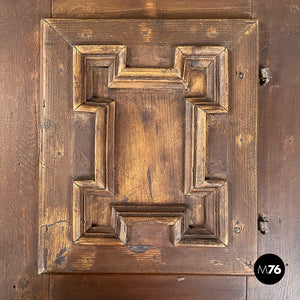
39, 19, 258, 274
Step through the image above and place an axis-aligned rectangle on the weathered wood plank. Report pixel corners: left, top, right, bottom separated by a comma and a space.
45, 19, 255, 51
247, 0, 300, 298
50, 274, 246, 300
39, 20, 74, 273
52, 0, 251, 19
0, 0, 50, 299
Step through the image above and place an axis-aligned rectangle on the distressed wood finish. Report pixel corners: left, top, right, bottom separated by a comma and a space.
40, 18, 258, 275
247, 1, 300, 299
52, 0, 251, 19
110, 204, 189, 245
74, 101, 115, 194
0, 1, 50, 299
51, 275, 247, 300
2, 0, 299, 299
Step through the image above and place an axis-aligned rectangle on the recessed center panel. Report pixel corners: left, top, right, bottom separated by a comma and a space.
74, 112, 95, 180
114, 90, 185, 202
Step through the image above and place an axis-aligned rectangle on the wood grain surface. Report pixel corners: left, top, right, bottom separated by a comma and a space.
50, 274, 247, 300
0, 0, 299, 299
0, 1, 50, 299
247, 1, 300, 299
52, 0, 251, 19
40, 18, 257, 275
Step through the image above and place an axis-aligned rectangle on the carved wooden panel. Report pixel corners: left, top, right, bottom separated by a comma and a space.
40, 19, 258, 274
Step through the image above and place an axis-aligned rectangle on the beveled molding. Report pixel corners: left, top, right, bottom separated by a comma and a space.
73, 44, 227, 96
73, 101, 115, 195
72, 43, 229, 248
39, 19, 258, 274
75, 200, 227, 247
82, 204, 190, 246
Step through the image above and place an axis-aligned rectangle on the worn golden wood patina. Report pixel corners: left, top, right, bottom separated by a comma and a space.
52, 0, 252, 19
2, 0, 300, 299
39, 18, 258, 274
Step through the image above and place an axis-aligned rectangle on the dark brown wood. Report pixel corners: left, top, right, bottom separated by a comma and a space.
247, 0, 300, 298
0, 1, 50, 299
1, 0, 299, 299
50, 275, 246, 300
52, 0, 251, 19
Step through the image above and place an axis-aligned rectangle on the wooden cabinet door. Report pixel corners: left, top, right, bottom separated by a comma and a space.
39, 18, 258, 274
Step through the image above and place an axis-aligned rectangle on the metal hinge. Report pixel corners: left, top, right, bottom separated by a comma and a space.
258, 215, 270, 234
259, 67, 272, 86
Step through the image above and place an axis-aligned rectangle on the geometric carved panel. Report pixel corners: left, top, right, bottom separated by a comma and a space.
40, 19, 258, 274
73, 101, 115, 195
72, 45, 228, 247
